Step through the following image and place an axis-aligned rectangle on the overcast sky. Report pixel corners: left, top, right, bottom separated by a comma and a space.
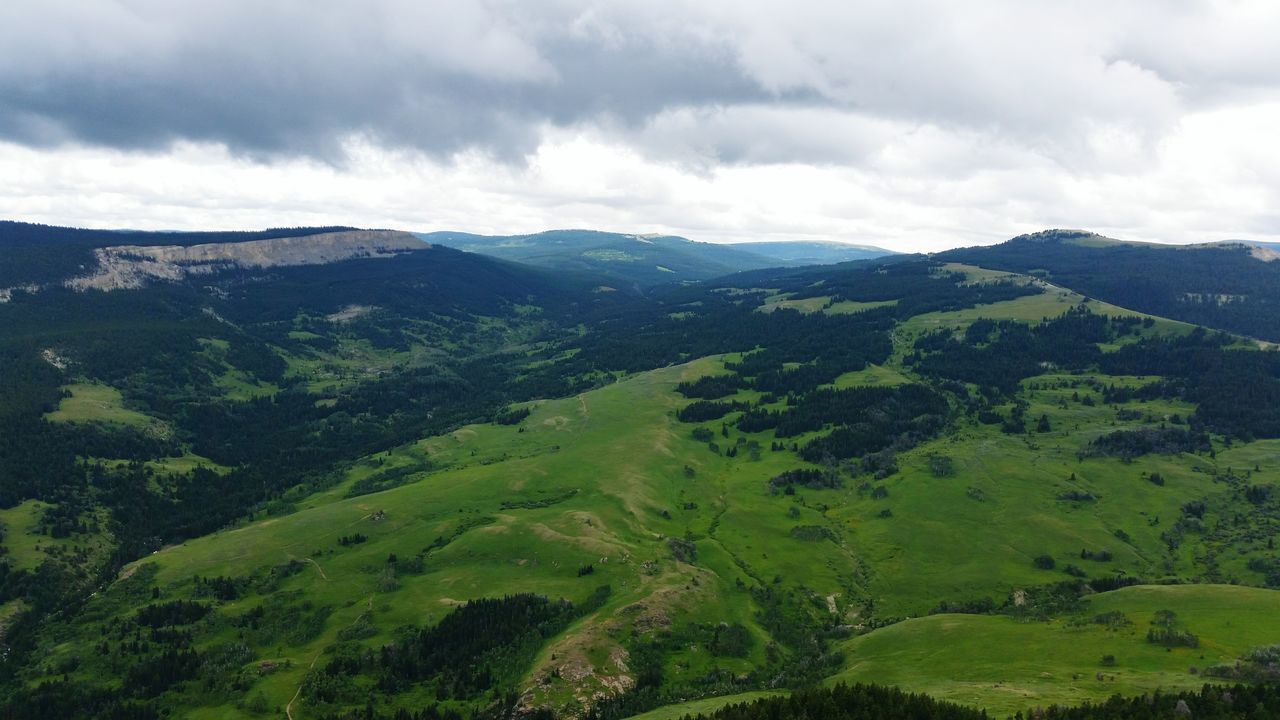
2, 1, 1278, 252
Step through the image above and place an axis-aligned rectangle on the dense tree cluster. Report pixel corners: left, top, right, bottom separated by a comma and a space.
680, 683, 989, 720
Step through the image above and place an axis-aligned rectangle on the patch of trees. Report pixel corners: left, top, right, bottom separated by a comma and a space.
499, 489, 578, 510
673, 682, 988, 720
1202, 645, 1280, 682
1147, 610, 1199, 648
371, 588, 610, 701
789, 525, 836, 542
190, 575, 241, 601
346, 462, 432, 498
795, 386, 949, 463
1058, 491, 1098, 502
678, 400, 749, 423
492, 406, 531, 425
668, 538, 697, 564
908, 307, 1114, 393
135, 600, 211, 628
235, 594, 332, 647
768, 468, 840, 492
1247, 557, 1280, 587
1021, 682, 1280, 719
709, 622, 753, 657
676, 375, 745, 400
1085, 427, 1211, 460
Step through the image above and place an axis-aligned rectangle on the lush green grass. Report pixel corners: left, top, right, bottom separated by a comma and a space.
79, 359, 804, 716
901, 266, 1195, 339
828, 364, 910, 388
37, 273, 1280, 719
0, 500, 65, 571
826, 371, 1218, 618
939, 263, 1023, 283
48, 349, 1279, 718
44, 383, 157, 427
826, 299, 898, 315
831, 584, 1280, 716
756, 293, 830, 314
0, 499, 111, 574
755, 293, 896, 316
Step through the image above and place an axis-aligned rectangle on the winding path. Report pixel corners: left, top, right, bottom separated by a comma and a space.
285, 595, 373, 720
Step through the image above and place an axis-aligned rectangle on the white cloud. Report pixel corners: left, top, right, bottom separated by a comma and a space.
0, 1, 1278, 250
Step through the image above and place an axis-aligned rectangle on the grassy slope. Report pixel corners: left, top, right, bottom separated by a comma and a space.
92, 359, 821, 717
0, 500, 109, 572
832, 584, 1280, 716
40, 281, 1280, 719
44, 383, 156, 427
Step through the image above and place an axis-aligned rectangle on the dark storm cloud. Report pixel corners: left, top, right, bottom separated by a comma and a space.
0, 1, 1277, 168
0, 2, 769, 160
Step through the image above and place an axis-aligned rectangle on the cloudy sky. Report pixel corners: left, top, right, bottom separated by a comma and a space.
2, 1, 1278, 252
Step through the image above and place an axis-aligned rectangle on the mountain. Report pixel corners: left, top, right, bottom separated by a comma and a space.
420, 229, 895, 287
723, 239, 895, 265
0, 220, 364, 289
4, 223, 1280, 720
939, 228, 1280, 341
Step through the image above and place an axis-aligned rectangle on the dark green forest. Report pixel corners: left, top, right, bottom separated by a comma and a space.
3, 224, 1280, 719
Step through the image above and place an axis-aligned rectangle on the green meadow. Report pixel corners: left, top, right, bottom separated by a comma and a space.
34, 274, 1280, 719
833, 584, 1280, 716
45, 383, 158, 427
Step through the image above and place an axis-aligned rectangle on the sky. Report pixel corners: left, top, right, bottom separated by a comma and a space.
1, 1, 1279, 252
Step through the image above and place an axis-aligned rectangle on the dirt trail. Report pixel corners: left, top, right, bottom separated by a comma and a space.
305, 558, 329, 581
286, 596, 372, 720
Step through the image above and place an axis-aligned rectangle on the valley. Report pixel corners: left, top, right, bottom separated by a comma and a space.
1, 224, 1280, 719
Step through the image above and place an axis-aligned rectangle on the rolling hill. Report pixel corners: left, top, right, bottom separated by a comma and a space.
3, 224, 1280, 720
420, 229, 895, 288
722, 240, 894, 266
939, 229, 1280, 341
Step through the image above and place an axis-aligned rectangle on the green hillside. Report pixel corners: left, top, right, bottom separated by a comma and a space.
940, 229, 1280, 342
420, 230, 893, 288
3, 234, 1280, 719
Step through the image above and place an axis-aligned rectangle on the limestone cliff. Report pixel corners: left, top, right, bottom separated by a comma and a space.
65, 229, 426, 291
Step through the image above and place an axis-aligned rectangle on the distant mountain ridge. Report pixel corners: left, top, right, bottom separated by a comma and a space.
65, 229, 425, 291
939, 228, 1280, 341
421, 229, 895, 287
726, 239, 893, 265
0, 220, 360, 289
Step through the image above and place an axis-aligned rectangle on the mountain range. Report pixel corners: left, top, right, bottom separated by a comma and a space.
2, 220, 1280, 720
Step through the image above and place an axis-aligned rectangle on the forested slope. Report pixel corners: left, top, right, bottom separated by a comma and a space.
2, 234, 1280, 720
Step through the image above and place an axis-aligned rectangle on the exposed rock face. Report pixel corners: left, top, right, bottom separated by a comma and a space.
65, 230, 426, 291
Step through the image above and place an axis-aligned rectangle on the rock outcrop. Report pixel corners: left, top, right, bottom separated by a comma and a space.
65, 229, 426, 291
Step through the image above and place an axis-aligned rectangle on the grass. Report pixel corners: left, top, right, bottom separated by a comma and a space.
35, 266, 1280, 718
831, 584, 1280, 716
59, 352, 1274, 718
826, 299, 898, 315
756, 293, 896, 316
0, 499, 112, 574
828, 364, 911, 388
756, 293, 830, 314
900, 268, 1195, 341
44, 383, 157, 427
